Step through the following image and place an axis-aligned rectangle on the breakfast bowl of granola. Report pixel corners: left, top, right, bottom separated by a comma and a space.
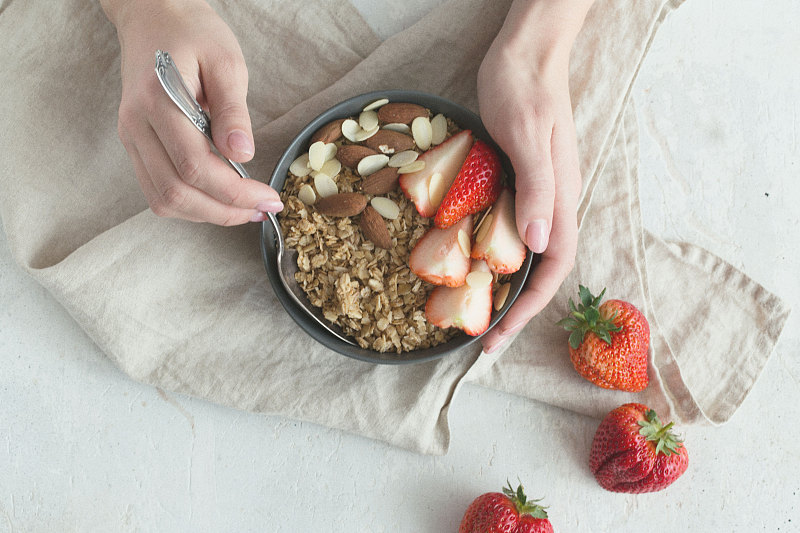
261, 90, 534, 364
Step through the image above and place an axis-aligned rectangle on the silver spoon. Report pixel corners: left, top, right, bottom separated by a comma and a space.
154, 50, 356, 346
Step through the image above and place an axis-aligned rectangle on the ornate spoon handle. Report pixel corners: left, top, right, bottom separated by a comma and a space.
154, 50, 250, 179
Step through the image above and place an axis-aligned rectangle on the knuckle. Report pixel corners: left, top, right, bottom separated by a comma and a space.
175, 156, 203, 187
161, 183, 190, 212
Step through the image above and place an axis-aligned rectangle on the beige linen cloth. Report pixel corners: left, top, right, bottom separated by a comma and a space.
0, 0, 789, 454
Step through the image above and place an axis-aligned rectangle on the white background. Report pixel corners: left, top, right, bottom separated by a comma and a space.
2, 0, 799, 531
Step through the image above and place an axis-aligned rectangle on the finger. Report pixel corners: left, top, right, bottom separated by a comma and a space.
150, 96, 282, 212
199, 48, 254, 163
506, 119, 556, 255
135, 122, 267, 225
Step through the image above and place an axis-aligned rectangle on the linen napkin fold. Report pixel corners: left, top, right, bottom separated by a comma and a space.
0, 0, 788, 454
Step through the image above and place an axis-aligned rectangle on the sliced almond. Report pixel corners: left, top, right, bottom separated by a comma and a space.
475, 213, 493, 243
430, 114, 448, 145
315, 192, 367, 217
322, 142, 337, 162
337, 145, 379, 169
363, 98, 389, 112
411, 116, 433, 151
473, 205, 494, 235
361, 167, 399, 195
388, 150, 419, 168
428, 172, 447, 207
298, 184, 316, 205
457, 229, 471, 258
359, 110, 379, 132
353, 125, 380, 142
370, 196, 401, 220
377, 102, 428, 124
310, 118, 345, 144
493, 282, 511, 311
383, 123, 411, 134
314, 173, 338, 198
359, 205, 392, 249
289, 153, 312, 177
397, 160, 425, 174
364, 130, 415, 155
357, 153, 390, 176
466, 271, 493, 289
308, 141, 328, 171
318, 158, 341, 178
341, 119, 362, 142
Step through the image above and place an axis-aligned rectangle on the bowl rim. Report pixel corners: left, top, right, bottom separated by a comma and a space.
260, 89, 533, 364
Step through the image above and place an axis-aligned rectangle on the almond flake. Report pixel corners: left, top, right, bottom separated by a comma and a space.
457, 229, 471, 258
357, 153, 390, 176
323, 142, 337, 162
466, 271, 493, 289
397, 160, 425, 174
383, 123, 411, 134
428, 172, 447, 207
493, 282, 511, 311
314, 173, 338, 198
341, 119, 362, 142
370, 197, 401, 220
475, 213, 493, 243
431, 114, 448, 145
411, 116, 433, 151
298, 184, 316, 205
354, 125, 380, 142
362, 98, 389, 112
388, 150, 419, 168
359, 110, 379, 132
474, 205, 494, 235
308, 141, 328, 171
319, 158, 341, 178
289, 153, 312, 177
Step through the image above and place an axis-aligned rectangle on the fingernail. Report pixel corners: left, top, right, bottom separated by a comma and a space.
228, 130, 254, 157
526, 219, 549, 253
484, 336, 507, 354
256, 200, 284, 213
250, 211, 268, 223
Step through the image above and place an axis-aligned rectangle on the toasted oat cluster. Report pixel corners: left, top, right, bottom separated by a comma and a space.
278, 166, 457, 353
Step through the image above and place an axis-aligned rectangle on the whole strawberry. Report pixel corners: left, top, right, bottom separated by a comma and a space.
590, 403, 689, 493
459, 482, 553, 533
434, 139, 502, 228
557, 285, 649, 392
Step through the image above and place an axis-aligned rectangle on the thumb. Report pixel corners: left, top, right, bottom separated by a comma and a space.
509, 135, 555, 254
202, 52, 254, 163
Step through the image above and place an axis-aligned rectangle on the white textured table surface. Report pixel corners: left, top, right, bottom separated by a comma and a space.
2, 1, 799, 531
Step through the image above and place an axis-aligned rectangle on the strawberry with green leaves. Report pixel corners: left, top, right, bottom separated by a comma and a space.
459, 482, 553, 533
590, 403, 689, 493
434, 139, 503, 228
557, 285, 649, 392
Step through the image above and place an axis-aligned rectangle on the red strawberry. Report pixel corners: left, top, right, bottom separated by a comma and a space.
425, 259, 492, 336
409, 215, 474, 287
434, 139, 502, 228
557, 286, 649, 392
399, 129, 473, 217
471, 187, 526, 274
590, 403, 689, 494
459, 482, 553, 533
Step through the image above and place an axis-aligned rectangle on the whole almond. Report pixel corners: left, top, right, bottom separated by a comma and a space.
336, 144, 379, 169
377, 102, 428, 125
314, 192, 367, 217
360, 167, 400, 195
360, 206, 392, 249
310, 118, 345, 144
363, 129, 415, 154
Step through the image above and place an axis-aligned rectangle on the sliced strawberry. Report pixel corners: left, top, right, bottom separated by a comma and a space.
399, 129, 473, 217
409, 215, 474, 287
434, 139, 502, 228
471, 187, 527, 274
425, 259, 493, 336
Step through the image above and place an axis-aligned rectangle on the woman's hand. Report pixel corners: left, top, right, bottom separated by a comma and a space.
478, 0, 594, 353
101, 0, 283, 224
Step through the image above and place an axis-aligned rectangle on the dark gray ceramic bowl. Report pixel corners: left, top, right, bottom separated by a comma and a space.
261, 90, 534, 364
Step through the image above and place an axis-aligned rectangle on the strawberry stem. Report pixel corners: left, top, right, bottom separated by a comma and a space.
502, 481, 548, 519
557, 285, 622, 349
637, 410, 684, 456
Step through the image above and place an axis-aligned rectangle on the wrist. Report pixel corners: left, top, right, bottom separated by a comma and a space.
494, 0, 595, 76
